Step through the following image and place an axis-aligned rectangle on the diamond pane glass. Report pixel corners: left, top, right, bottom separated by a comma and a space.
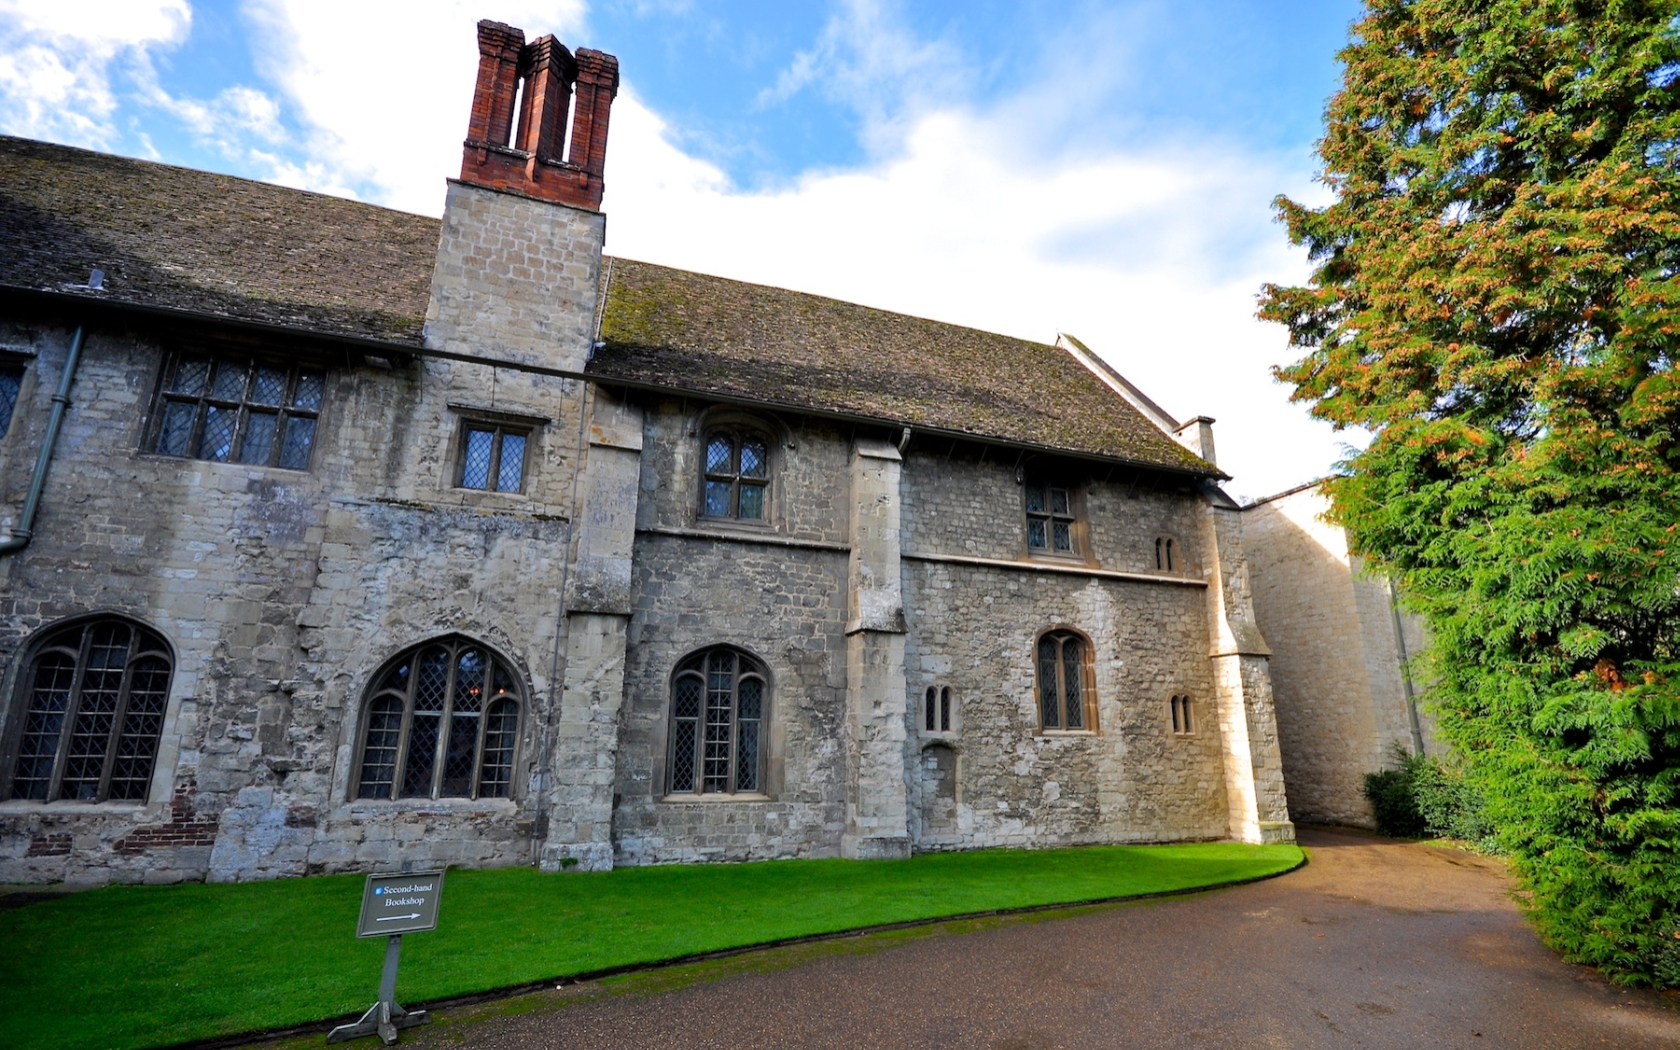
251, 367, 287, 406
379, 658, 412, 694
925, 686, 937, 732
1027, 519, 1047, 549
0, 366, 20, 437
496, 433, 525, 492
737, 677, 762, 721
440, 713, 479, 796
735, 719, 759, 792
12, 652, 74, 800
478, 700, 517, 798
357, 697, 404, 799
401, 713, 440, 797
453, 649, 486, 713
1053, 521, 1072, 552
59, 624, 130, 800
278, 416, 315, 469
109, 656, 169, 800
1062, 638, 1084, 729
493, 662, 516, 699
740, 440, 766, 479
461, 428, 493, 489
670, 720, 697, 793
674, 675, 702, 718
210, 361, 249, 402
706, 436, 733, 475
200, 406, 236, 462
704, 481, 733, 517
737, 482, 765, 520
415, 647, 450, 712
1164, 539, 1175, 571
170, 358, 210, 395
292, 371, 325, 410
1037, 637, 1060, 729
1025, 484, 1046, 514
157, 401, 195, 456
1051, 488, 1070, 515
941, 687, 952, 732
239, 411, 278, 466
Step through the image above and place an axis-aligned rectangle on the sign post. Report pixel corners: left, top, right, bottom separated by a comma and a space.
327, 870, 445, 1045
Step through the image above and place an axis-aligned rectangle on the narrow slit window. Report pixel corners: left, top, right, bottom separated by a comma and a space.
1155, 537, 1177, 572
458, 423, 529, 493
923, 686, 953, 733
1025, 482, 1077, 553
152, 355, 323, 469
667, 647, 767, 795
1171, 694, 1194, 735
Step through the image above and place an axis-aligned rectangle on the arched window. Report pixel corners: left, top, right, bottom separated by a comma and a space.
923, 685, 952, 733
1035, 630, 1093, 731
668, 647, 766, 795
6, 618, 172, 802
702, 429, 769, 520
1154, 536, 1178, 572
354, 637, 521, 801
1171, 694, 1195, 735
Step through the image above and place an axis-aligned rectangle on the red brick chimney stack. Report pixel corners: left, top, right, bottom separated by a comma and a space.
459, 20, 619, 210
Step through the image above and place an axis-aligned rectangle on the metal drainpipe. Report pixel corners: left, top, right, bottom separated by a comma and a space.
0, 325, 86, 557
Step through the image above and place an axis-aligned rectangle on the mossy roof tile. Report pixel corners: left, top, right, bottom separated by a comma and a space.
591, 259, 1213, 473
0, 136, 1212, 474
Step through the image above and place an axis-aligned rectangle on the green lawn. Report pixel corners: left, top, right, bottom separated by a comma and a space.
2, 841, 1301, 1050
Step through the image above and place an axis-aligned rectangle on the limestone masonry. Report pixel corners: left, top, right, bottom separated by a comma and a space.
0, 20, 1417, 885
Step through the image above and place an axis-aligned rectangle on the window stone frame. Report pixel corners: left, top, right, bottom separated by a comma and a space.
1033, 627, 1097, 733
664, 646, 770, 799
146, 351, 325, 470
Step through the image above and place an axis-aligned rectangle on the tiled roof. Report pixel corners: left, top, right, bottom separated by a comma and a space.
591, 259, 1214, 473
0, 136, 438, 343
0, 136, 1213, 474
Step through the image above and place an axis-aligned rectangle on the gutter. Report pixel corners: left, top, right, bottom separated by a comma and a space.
0, 323, 86, 556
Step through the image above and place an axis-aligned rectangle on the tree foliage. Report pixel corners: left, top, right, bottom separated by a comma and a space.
1260, 0, 1680, 984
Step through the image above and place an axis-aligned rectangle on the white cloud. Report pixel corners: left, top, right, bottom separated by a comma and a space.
0, 0, 189, 146
241, 0, 588, 214
600, 93, 1343, 498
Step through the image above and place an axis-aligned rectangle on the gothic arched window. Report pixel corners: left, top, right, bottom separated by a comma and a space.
354, 637, 521, 801
1035, 629, 1093, 731
668, 647, 767, 795
6, 617, 173, 803
702, 429, 770, 521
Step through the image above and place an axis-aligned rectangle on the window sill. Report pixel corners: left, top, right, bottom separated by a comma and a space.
659, 793, 773, 804
0, 799, 148, 815
1036, 730, 1099, 738
342, 797, 520, 814
135, 451, 312, 475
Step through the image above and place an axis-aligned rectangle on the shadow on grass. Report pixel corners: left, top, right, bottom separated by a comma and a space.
2, 841, 1302, 1050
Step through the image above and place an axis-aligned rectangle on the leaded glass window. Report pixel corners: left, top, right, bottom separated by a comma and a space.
458, 422, 529, 493
1025, 482, 1076, 554
6, 618, 173, 803
668, 647, 766, 795
1035, 630, 1091, 731
0, 363, 22, 438
702, 430, 769, 521
354, 638, 522, 801
152, 355, 323, 469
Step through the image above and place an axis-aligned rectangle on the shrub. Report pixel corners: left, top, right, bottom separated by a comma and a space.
1362, 747, 1495, 849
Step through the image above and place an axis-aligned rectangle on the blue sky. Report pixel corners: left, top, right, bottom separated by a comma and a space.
0, 0, 1366, 498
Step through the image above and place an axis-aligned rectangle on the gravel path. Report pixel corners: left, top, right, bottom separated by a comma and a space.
374, 827, 1680, 1049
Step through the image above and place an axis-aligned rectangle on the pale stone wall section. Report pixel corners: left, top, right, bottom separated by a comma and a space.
842, 438, 910, 859
1243, 485, 1437, 827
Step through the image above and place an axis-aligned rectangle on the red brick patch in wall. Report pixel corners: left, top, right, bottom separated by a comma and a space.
25, 833, 71, 857
113, 783, 219, 854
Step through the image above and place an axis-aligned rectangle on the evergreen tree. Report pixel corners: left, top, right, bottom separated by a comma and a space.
1260, 0, 1680, 983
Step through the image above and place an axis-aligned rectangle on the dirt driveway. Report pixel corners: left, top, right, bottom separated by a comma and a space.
339, 827, 1680, 1050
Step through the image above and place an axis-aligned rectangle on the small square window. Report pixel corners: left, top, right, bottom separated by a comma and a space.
458, 423, 529, 493
1025, 481, 1077, 554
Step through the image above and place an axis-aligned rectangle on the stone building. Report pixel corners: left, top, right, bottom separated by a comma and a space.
1244, 483, 1436, 827
0, 21, 1296, 886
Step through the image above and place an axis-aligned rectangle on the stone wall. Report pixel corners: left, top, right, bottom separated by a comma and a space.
1243, 485, 1434, 827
